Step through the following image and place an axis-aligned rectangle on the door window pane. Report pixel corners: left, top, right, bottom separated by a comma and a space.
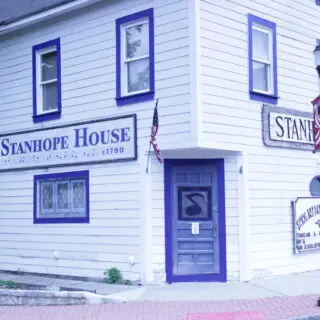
41, 51, 57, 81
253, 61, 269, 92
42, 82, 58, 111
178, 187, 212, 221
252, 28, 270, 61
127, 58, 150, 92
126, 23, 149, 58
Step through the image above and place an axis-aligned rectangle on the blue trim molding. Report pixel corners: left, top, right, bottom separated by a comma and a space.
164, 159, 227, 283
33, 170, 89, 224
32, 38, 62, 123
248, 14, 278, 105
115, 8, 155, 106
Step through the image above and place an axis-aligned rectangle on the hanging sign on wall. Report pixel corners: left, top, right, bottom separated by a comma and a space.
0, 114, 137, 172
292, 197, 320, 254
262, 104, 313, 150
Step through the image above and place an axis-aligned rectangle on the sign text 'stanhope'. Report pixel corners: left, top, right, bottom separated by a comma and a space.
262, 105, 313, 150
269, 112, 313, 144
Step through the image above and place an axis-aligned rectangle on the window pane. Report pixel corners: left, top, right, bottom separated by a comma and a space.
252, 28, 270, 61
126, 22, 149, 59
42, 82, 58, 111
127, 58, 150, 93
41, 51, 57, 81
253, 61, 269, 92
72, 180, 85, 209
40, 182, 54, 211
35, 173, 89, 222
57, 182, 70, 210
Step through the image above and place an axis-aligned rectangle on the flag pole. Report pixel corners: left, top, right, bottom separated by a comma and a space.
146, 99, 159, 173
146, 141, 152, 173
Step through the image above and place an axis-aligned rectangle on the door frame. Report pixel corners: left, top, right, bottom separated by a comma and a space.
164, 159, 227, 283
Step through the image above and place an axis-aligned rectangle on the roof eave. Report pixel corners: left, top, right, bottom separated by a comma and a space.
0, 0, 103, 35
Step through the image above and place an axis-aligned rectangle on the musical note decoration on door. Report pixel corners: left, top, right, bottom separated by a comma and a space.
178, 187, 212, 221
185, 193, 205, 216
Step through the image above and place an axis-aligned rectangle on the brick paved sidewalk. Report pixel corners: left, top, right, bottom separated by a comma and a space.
0, 295, 319, 320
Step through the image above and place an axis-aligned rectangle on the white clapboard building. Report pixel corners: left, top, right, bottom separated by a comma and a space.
1, 0, 320, 284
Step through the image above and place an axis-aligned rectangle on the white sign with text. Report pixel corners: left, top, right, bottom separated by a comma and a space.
269, 112, 313, 144
293, 197, 320, 254
0, 115, 137, 171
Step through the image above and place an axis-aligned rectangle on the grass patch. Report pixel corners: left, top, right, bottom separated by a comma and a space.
0, 280, 18, 288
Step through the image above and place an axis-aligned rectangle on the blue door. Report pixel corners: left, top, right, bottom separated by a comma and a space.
164, 159, 226, 283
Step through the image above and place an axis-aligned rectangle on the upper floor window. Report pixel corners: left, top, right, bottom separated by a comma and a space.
32, 38, 61, 123
248, 14, 278, 104
116, 9, 154, 106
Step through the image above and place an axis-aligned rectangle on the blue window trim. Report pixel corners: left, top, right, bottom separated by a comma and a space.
115, 8, 155, 106
164, 159, 227, 283
317, 0, 320, 5
248, 14, 278, 105
32, 38, 62, 123
33, 170, 89, 224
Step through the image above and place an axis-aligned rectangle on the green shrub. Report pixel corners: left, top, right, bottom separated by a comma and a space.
103, 267, 122, 284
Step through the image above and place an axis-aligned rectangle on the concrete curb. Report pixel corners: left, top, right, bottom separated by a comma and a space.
0, 289, 128, 306
106, 286, 148, 301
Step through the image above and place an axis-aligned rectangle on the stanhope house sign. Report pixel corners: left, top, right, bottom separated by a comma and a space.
262, 104, 313, 150
0, 114, 137, 172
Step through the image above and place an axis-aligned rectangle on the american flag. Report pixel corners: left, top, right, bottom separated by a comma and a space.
150, 99, 162, 163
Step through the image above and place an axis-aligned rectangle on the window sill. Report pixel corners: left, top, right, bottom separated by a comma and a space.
34, 217, 89, 224
250, 91, 279, 105
33, 111, 61, 123
116, 91, 154, 106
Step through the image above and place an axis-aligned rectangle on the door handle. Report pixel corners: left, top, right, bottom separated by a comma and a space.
213, 225, 217, 238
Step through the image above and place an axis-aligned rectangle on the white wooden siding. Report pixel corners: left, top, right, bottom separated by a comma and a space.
199, 0, 320, 278
0, 0, 191, 144
0, 163, 141, 279
0, 0, 191, 280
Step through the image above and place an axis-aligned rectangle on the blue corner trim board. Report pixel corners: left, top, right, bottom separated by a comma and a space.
33, 170, 90, 224
248, 14, 278, 105
164, 159, 227, 283
115, 8, 155, 106
32, 38, 62, 122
